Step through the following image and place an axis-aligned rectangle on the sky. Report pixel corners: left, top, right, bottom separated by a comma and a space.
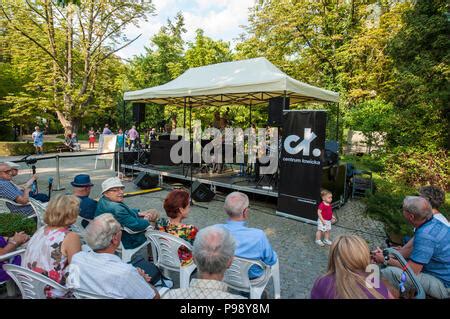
116, 0, 256, 60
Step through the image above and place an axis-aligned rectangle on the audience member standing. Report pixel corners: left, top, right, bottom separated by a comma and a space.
127, 125, 139, 150
88, 127, 96, 149
32, 126, 44, 155
102, 124, 112, 135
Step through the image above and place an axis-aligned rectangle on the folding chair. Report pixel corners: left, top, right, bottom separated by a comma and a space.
223, 257, 281, 299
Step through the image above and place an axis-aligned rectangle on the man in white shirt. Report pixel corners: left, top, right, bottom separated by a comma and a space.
67, 213, 159, 299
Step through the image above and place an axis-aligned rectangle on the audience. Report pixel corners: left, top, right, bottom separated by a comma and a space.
22, 194, 82, 298
311, 235, 393, 299
155, 189, 198, 266
95, 177, 166, 287
396, 185, 448, 259
67, 214, 159, 299
373, 196, 450, 299
163, 225, 245, 299
216, 192, 278, 279
0, 232, 30, 283
102, 124, 112, 135
0, 163, 36, 216
419, 186, 449, 226
8, 161, 49, 203
71, 174, 97, 227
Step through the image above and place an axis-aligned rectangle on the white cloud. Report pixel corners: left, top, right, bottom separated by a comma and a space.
115, 0, 255, 60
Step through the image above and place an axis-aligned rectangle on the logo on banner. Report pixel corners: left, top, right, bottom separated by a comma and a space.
282, 128, 321, 165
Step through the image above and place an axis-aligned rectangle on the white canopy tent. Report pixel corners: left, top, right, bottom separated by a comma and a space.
124, 57, 339, 107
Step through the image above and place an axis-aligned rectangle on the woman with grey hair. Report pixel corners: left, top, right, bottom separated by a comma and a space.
163, 225, 245, 299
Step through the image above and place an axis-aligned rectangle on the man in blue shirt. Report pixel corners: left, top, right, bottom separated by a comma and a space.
71, 174, 97, 228
0, 163, 36, 216
216, 191, 278, 279
378, 196, 450, 299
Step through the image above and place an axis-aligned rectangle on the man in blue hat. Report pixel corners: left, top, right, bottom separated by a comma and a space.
71, 174, 97, 227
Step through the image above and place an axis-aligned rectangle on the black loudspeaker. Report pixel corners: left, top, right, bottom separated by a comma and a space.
133, 103, 146, 124
191, 181, 215, 202
134, 172, 159, 189
268, 97, 289, 126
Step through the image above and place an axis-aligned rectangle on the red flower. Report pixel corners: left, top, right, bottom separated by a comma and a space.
48, 270, 61, 283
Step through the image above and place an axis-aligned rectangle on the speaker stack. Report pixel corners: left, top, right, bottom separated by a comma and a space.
133, 103, 146, 125
134, 172, 159, 189
268, 97, 289, 127
191, 181, 215, 202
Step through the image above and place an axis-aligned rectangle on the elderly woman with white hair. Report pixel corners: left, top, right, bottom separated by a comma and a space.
163, 225, 245, 299
67, 214, 159, 299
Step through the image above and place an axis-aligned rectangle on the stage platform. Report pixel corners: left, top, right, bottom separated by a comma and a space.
121, 163, 279, 198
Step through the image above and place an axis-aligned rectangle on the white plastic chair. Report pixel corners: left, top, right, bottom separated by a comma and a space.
0, 248, 26, 297
3, 264, 69, 299
223, 257, 281, 299
115, 226, 152, 264
69, 216, 92, 245
0, 197, 37, 220
145, 230, 197, 289
28, 197, 46, 227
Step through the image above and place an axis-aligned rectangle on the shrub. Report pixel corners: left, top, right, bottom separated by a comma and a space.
0, 213, 37, 237
383, 147, 449, 192
0, 141, 64, 156
364, 179, 416, 239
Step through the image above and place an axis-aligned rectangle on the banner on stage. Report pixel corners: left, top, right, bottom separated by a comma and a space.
277, 110, 326, 221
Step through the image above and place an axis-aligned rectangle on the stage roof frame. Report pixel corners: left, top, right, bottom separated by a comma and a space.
123, 57, 339, 107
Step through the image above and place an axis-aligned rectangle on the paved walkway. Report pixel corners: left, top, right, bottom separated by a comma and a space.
0, 153, 386, 298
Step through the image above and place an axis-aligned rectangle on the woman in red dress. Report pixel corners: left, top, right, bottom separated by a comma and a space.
88, 127, 96, 149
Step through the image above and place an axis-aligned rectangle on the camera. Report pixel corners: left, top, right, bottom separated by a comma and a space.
21, 154, 37, 166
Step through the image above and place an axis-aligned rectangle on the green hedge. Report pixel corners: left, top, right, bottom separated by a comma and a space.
0, 213, 37, 237
0, 141, 64, 156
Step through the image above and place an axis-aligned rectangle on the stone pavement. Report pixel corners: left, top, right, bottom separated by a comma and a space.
1, 154, 386, 299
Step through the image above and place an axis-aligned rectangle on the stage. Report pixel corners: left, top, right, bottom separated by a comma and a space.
121, 163, 280, 198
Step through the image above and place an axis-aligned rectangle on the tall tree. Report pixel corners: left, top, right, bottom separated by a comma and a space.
384, 0, 450, 149
0, 0, 154, 134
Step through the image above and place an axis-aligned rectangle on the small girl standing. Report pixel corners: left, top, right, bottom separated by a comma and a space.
315, 189, 335, 246
88, 127, 96, 149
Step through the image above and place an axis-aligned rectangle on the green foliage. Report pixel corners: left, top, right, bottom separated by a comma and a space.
383, 0, 450, 149
0, 213, 37, 237
0, 141, 64, 156
344, 99, 393, 152
384, 147, 449, 192
364, 179, 415, 238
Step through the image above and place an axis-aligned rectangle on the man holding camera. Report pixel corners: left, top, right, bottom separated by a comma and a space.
0, 162, 36, 217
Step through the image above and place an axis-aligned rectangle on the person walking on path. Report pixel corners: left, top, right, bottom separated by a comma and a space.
32, 126, 44, 155
88, 127, 96, 149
